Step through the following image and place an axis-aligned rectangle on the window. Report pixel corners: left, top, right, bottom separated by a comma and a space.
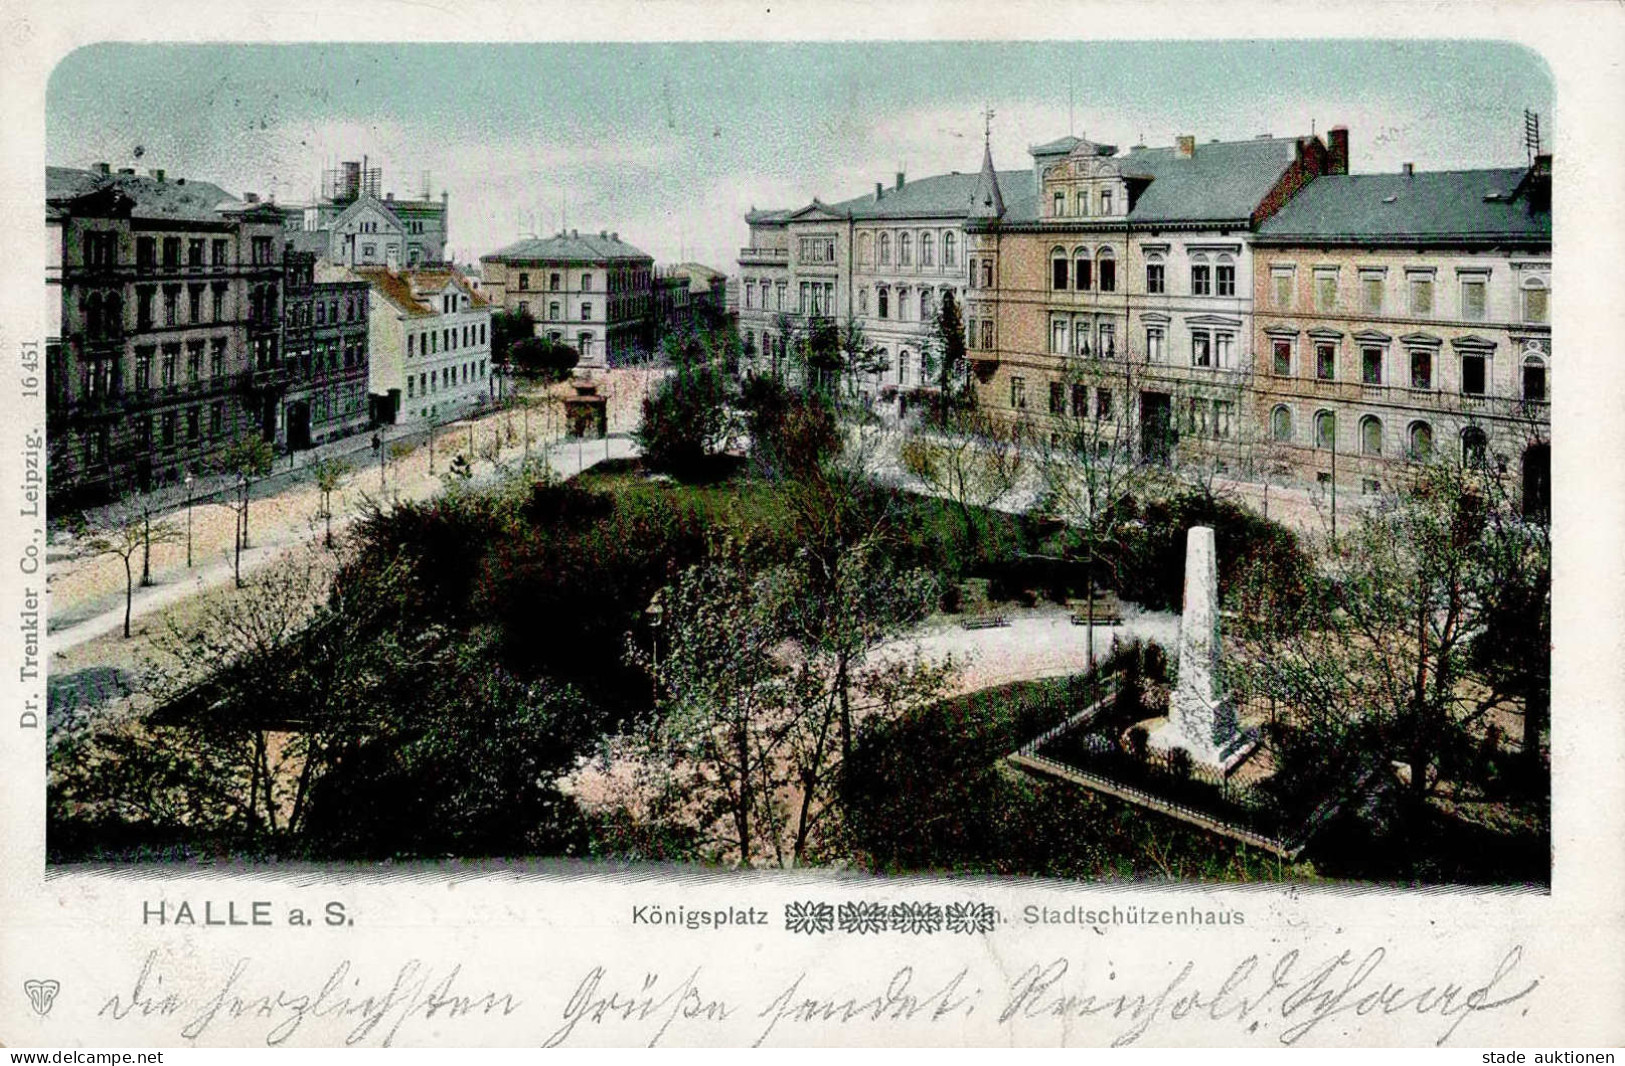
1145, 258, 1165, 294
920, 289, 933, 320
1070, 383, 1088, 418
877, 287, 889, 319
1361, 346, 1384, 385
943, 232, 957, 267
980, 320, 994, 350
1053, 191, 1066, 218
581, 302, 592, 321
1316, 343, 1336, 381
137, 287, 154, 330
1272, 268, 1294, 309
1523, 356, 1547, 402
1050, 316, 1069, 355
518, 272, 530, 291
980, 260, 993, 288
252, 236, 273, 265
188, 239, 205, 267
1408, 273, 1434, 315
549, 273, 561, 291
1095, 388, 1113, 420
1049, 381, 1065, 414
1214, 331, 1233, 368
362, 243, 376, 258
1051, 249, 1069, 291
137, 237, 156, 270
1408, 422, 1433, 459
1272, 338, 1293, 376
898, 350, 910, 386
187, 284, 203, 324
83, 231, 118, 267
210, 402, 224, 437
1098, 251, 1116, 292
1360, 272, 1384, 313
187, 406, 200, 442
1315, 269, 1338, 311
186, 342, 202, 383
210, 338, 225, 378
1216, 257, 1235, 297
1100, 323, 1116, 358
1461, 276, 1487, 321
1522, 278, 1549, 323
547, 301, 560, 321
581, 274, 593, 292
134, 347, 153, 392
1192, 332, 1212, 367
163, 238, 181, 268
1010, 377, 1027, 409
1360, 416, 1383, 456
1271, 405, 1293, 442
1462, 426, 1489, 466
1410, 349, 1433, 389
212, 239, 228, 267
1146, 326, 1165, 362
1191, 261, 1211, 296
162, 411, 176, 447
1074, 251, 1093, 291
1100, 188, 1113, 215
1314, 410, 1336, 450
858, 288, 869, 315
1077, 190, 1090, 217
212, 285, 225, 322
879, 234, 892, 265
163, 286, 179, 327
1461, 352, 1487, 395
921, 232, 934, 267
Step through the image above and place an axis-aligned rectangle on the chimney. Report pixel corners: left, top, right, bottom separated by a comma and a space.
93, 161, 110, 176
1402, 162, 1414, 177
611, 232, 618, 241
244, 192, 259, 203
895, 171, 905, 190
149, 168, 165, 182
385, 191, 393, 201
599, 229, 607, 239
875, 181, 883, 201
571, 229, 578, 238
1327, 125, 1349, 175
1175, 135, 1195, 159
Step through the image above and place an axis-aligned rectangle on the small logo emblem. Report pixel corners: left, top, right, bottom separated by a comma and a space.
24, 979, 60, 1017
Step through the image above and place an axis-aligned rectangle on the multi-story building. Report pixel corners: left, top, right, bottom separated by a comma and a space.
1250, 156, 1551, 511
332, 264, 492, 425
480, 230, 655, 369
46, 164, 289, 505
737, 168, 998, 399
277, 251, 372, 449
285, 160, 450, 269
963, 128, 1343, 465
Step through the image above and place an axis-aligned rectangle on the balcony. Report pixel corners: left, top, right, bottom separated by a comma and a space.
738, 246, 790, 264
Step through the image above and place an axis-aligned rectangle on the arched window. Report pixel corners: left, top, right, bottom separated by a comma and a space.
879, 233, 892, 265
84, 291, 103, 338
1522, 355, 1547, 402
921, 232, 935, 267
920, 289, 933, 320
1073, 247, 1093, 291
1462, 425, 1489, 466
858, 233, 872, 265
1408, 421, 1434, 460
899, 233, 913, 266
1360, 415, 1383, 456
898, 348, 910, 386
943, 232, 957, 267
858, 287, 869, 315
877, 286, 889, 320
1097, 247, 1117, 292
1314, 409, 1336, 450
1271, 405, 1293, 442
1051, 247, 1069, 291
1521, 275, 1549, 324
1215, 253, 1236, 296
897, 286, 910, 321
1145, 252, 1165, 294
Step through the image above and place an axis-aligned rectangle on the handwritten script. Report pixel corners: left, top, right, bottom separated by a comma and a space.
95, 941, 1538, 1046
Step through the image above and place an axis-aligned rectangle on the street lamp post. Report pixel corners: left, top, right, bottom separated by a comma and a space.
184, 473, 195, 568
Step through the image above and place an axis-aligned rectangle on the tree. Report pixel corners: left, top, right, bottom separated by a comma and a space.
634, 333, 738, 479
900, 405, 1028, 558
80, 503, 182, 638
220, 435, 275, 588
510, 337, 579, 382
1231, 458, 1550, 820
311, 457, 353, 549
920, 290, 970, 407
490, 307, 537, 370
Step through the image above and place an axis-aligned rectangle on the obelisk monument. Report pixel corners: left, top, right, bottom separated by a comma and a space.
1148, 526, 1255, 773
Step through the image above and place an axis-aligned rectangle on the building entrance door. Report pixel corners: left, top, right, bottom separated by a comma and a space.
287, 400, 312, 451
1140, 391, 1173, 464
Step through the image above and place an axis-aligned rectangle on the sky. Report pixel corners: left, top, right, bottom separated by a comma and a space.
46, 40, 1553, 273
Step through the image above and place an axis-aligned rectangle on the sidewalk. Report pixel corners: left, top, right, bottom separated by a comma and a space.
47, 369, 656, 651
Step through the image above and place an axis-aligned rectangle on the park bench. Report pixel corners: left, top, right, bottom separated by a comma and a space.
960, 614, 1009, 630
1069, 592, 1123, 626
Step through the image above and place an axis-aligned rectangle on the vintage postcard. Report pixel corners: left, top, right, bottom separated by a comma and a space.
2, 0, 1622, 1051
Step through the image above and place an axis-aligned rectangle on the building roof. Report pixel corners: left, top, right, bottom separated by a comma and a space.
1255, 167, 1550, 244
286, 229, 328, 256
967, 141, 1007, 221
408, 267, 490, 308
665, 262, 728, 291
744, 208, 792, 225
484, 230, 652, 264
46, 165, 244, 223
351, 266, 486, 316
